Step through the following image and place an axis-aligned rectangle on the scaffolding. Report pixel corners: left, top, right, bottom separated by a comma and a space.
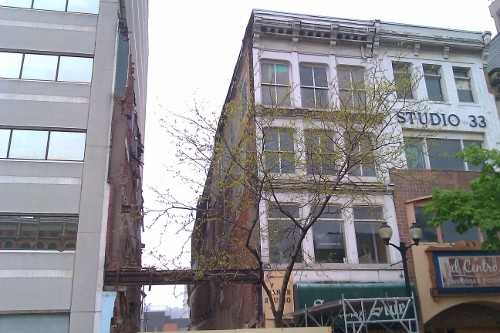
287, 294, 419, 333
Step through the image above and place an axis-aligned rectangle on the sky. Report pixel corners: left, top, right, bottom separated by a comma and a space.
141, 0, 497, 308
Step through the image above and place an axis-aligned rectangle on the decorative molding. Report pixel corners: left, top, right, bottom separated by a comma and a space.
443, 46, 450, 59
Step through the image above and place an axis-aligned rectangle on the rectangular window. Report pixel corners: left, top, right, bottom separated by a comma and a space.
347, 134, 376, 177
404, 137, 482, 171
0, 52, 93, 83
392, 62, 414, 99
0, 52, 23, 78
263, 128, 295, 173
305, 129, 336, 175
404, 137, 425, 169
423, 65, 444, 101
300, 65, 329, 108
338, 66, 365, 110
453, 67, 474, 103
354, 206, 388, 264
1, 129, 86, 161
312, 205, 345, 263
261, 63, 291, 107
414, 207, 481, 243
427, 138, 464, 171
0, 0, 99, 13
21, 54, 58, 81
0, 215, 78, 251
268, 204, 302, 264
57, 56, 94, 82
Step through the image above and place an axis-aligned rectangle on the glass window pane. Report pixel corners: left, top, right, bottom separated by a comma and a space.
301, 88, 315, 108
269, 204, 300, 218
9, 130, 48, 159
300, 66, 313, 86
21, 54, 58, 81
280, 130, 293, 151
0, 0, 32, 7
33, 0, 66, 11
276, 86, 291, 106
316, 89, 329, 108
414, 207, 438, 242
67, 0, 99, 13
314, 67, 328, 87
275, 64, 289, 85
261, 85, 274, 106
463, 141, 482, 171
405, 137, 425, 169
261, 64, 274, 84
393, 63, 413, 99
0, 313, 70, 333
355, 221, 387, 264
427, 139, 464, 170
264, 128, 278, 151
353, 206, 383, 220
425, 77, 443, 101
58, 57, 93, 83
264, 152, 279, 173
0, 129, 11, 158
337, 67, 351, 89
0, 52, 23, 78
281, 152, 295, 173
457, 89, 474, 103
441, 220, 480, 243
313, 221, 345, 263
351, 68, 364, 88
47, 132, 86, 161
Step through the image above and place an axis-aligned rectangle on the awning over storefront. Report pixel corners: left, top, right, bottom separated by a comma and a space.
290, 283, 419, 333
295, 282, 413, 309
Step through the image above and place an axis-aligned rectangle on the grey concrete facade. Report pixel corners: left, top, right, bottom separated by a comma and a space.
0, 1, 148, 332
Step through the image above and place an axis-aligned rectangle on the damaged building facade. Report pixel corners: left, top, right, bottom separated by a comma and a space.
189, 9, 500, 332
0, 1, 148, 332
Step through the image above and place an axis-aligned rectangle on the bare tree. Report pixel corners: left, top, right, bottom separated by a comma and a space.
151, 56, 426, 327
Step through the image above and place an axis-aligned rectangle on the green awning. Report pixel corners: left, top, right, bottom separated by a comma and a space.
295, 282, 414, 309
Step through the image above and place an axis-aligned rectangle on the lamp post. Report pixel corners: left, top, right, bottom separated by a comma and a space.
378, 222, 422, 297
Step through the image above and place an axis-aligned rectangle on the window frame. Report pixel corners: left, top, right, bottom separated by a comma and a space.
392, 62, 414, 100
337, 65, 366, 110
353, 205, 389, 264
312, 204, 346, 263
453, 67, 474, 103
0, 0, 99, 14
0, 128, 86, 161
263, 127, 295, 174
0, 215, 78, 251
347, 134, 377, 177
404, 136, 482, 171
406, 199, 485, 244
260, 62, 292, 107
423, 64, 445, 102
299, 64, 329, 109
304, 129, 337, 176
0, 52, 93, 83
267, 204, 303, 264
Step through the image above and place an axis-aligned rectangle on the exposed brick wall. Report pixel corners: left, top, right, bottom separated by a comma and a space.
390, 170, 479, 290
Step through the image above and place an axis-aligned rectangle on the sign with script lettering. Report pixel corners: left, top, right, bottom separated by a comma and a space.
432, 251, 500, 294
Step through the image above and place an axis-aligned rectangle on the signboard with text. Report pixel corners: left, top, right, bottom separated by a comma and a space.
432, 251, 500, 294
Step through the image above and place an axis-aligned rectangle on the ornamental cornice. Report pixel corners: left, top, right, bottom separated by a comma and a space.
251, 9, 488, 56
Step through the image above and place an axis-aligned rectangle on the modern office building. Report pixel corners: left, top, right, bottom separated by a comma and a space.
0, 1, 148, 332
189, 9, 500, 331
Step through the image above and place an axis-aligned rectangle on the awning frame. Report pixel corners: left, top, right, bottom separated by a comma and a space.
286, 294, 419, 333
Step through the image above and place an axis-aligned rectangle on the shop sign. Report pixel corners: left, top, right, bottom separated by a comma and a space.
397, 111, 486, 128
433, 251, 500, 294
263, 271, 294, 328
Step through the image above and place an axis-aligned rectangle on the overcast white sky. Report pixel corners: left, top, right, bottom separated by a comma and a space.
141, 0, 497, 308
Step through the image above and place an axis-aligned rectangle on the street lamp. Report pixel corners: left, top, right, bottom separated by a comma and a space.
378, 222, 422, 297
